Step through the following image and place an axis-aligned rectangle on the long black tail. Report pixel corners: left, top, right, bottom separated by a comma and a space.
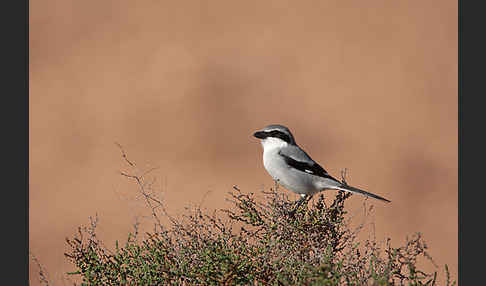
333, 185, 391, 203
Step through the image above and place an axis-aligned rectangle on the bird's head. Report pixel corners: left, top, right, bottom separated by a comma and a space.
253, 124, 296, 150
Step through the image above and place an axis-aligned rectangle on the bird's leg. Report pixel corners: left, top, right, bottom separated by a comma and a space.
273, 179, 279, 191
294, 194, 308, 209
288, 194, 312, 216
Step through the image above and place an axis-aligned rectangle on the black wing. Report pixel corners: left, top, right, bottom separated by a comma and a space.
278, 150, 340, 182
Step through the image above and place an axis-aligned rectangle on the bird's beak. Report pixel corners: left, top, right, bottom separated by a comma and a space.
253, 131, 266, 139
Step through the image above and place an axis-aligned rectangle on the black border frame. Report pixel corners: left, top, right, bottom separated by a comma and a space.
17, 0, 469, 284
4, 0, 29, 284
459, 0, 484, 285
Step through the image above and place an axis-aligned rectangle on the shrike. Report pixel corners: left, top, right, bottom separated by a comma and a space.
253, 124, 390, 208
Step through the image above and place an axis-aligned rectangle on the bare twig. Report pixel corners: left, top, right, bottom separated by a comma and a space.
198, 189, 213, 209
341, 168, 348, 185
117, 144, 178, 232
128, 215, 141, 243
115, 142, 136, 167
30, 251, 50, 285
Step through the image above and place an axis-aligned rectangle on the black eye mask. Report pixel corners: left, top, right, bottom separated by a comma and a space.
253, 130, 293, 144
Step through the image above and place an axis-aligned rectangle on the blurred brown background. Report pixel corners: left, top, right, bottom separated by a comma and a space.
30, 0, 457, 284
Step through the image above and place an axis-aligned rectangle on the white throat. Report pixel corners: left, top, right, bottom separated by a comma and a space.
260, 137, 289, 151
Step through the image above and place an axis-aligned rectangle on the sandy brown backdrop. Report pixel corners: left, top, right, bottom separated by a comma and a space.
30, 0, 457, 284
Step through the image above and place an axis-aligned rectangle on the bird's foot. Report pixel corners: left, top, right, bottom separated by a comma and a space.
286, 195, 312, 217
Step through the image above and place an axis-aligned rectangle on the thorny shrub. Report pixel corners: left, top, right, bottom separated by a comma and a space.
37, 146, 457, 285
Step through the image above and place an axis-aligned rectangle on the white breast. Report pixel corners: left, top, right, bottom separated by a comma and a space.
262, 145, 320, 195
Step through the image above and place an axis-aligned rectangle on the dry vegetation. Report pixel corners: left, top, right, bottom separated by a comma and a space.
33, 146, 456, 285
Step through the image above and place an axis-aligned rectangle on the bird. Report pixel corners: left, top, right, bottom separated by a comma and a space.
253, 124, 390, 210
